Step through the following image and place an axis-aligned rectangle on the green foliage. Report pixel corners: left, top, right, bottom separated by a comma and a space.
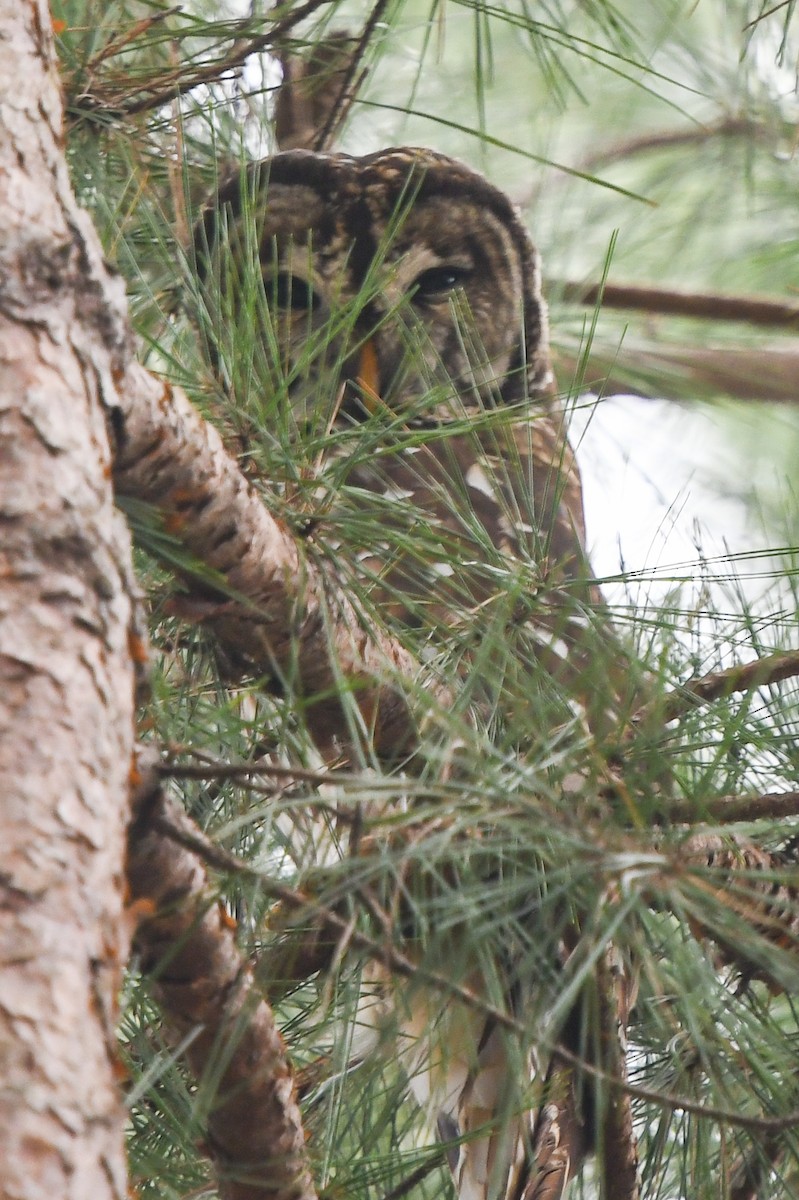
54, 1, 799, 1197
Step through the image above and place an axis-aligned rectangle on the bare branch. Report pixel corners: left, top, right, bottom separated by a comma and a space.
553, 280, 799, 405
556, 280, 799, 329
661, 790, 799, 826
628, 649, 799, 732
578, 116, 773, 171
162, 750, 354, 789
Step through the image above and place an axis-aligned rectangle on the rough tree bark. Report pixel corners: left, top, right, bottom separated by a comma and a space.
0, 4, 139, 1195
0, 6, 447, 1196
0, 7, 441, 1198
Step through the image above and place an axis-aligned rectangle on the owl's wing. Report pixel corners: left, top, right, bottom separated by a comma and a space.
342, 405, 589, 591
324, 403, 636, 1200
337, 403, 630, 736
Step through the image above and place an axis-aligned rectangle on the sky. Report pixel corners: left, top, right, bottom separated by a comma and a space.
576, 395, 751, 587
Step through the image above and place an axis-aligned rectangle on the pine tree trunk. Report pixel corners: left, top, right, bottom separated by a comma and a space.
0, 4, 139, 1195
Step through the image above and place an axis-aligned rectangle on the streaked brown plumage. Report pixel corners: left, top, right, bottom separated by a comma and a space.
197, 148, 611, 709
198, 147, 630, 1200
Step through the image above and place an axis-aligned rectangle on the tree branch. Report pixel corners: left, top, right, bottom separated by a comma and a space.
660, 790, 799, 826
127, 762, 318, 1200
556, 280, 799, 329
628, 649, 799, 732
553, 279, 799, 405
113, 363, 448, 757
71, 2, 336, 119
578, 116, 777, 171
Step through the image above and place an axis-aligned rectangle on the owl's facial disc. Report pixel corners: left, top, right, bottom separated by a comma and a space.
265, 246, 510, 420
411, 265, 473, 303
360, 238, 519, 415
269, 271, 321, 312
197, 147, 553, 422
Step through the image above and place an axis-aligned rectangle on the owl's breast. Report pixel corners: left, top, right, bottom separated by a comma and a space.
320, 411, 592, 637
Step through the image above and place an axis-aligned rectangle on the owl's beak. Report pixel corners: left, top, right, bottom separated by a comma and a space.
355, 339, 383, 413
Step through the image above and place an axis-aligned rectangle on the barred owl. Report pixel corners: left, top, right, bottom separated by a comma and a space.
198, 148, 628, 1200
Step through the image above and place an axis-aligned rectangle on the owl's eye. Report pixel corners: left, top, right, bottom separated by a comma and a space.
411, 265, 471, 302
270, 272, 320, 312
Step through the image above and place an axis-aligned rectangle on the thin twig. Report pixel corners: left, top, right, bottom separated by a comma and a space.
743, 1, 792, 31
578, 117, 769, 171
159, 750, 439, 816
115, 1, 334, 117
628, 649, 799, 732
162, 755, 346, 787
382, 1153, 446, 1200
84, 6, 182, 71
312, 0, 389, 151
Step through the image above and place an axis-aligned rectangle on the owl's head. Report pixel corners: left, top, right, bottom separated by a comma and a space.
197, 147, 554, 423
